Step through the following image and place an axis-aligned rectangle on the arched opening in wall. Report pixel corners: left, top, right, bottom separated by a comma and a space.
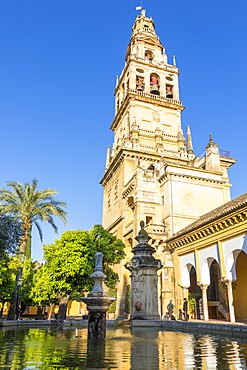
145, 50, 153, 61
136, 75, 145, 91
125, 237, 133, 256
125, 196, 134, 225
150, 73, 160, 95
188, 267, 202, 319
233, 250, 247, 319
147, 164, 155, 170
127, 196, 134, 209
116, 94, 120, 112
207, 259, 221, 319
121, 83, 125, 98
166, 84, 174, 99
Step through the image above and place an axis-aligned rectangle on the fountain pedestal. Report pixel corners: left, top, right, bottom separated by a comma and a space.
82, 252, 115, 340
125, 222, 162, 320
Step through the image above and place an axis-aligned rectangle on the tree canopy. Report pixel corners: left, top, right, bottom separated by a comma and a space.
0, 256, 20, 316
33, 225, 126, 320
0, 215, 21, 259
0, 179, 68, 260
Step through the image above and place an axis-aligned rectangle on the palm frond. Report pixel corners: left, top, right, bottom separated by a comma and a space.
0, 179, 67, 257
34, 220, 43, 242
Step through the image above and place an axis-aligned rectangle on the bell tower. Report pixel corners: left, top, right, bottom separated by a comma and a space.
111, 8, 186, 161
100, 9, 236, 317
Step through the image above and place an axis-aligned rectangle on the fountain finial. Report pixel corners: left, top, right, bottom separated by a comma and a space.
95, 252, 103, 271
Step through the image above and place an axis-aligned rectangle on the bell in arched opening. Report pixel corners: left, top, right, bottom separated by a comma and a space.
150, 74, 160, 95
166, 85, 173, 99
166, 91, 173, 99
137, 84, 144, 91
150, 84, 160, 95
136, 76, 145, 91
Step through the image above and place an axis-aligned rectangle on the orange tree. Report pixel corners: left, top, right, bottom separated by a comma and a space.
39, 225, 126, 320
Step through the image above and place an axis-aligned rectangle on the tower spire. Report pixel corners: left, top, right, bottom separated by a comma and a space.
105, 146, 111, 170
186, 126, 194, 155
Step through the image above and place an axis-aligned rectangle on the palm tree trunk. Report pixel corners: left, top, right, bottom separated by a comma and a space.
19, 223, 31, 263
25, 228, 32, 259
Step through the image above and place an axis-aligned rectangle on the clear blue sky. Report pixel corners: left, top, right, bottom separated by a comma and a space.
1, 0, 247, 261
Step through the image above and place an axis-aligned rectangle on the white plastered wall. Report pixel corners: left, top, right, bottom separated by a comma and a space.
199, 244, 219, 285
180, 252, 195, 287
222, 234, 247, 281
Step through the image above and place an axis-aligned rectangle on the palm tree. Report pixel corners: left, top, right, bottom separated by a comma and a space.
0, 179, 68, 262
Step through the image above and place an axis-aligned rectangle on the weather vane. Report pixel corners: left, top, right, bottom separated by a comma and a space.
136, 2, 142, 11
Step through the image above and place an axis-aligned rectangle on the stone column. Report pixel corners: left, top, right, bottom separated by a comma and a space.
181, 286, 189, 299
226, 280, 236, 323
201, 284, 209, 321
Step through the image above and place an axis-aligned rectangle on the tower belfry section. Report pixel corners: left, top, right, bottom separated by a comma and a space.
100, 10, 236, 317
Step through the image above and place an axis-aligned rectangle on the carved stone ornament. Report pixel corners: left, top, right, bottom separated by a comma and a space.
153, 110, 160, 122
125, 221, 162, 320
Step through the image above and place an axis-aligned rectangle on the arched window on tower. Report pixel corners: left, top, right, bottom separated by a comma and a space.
116, 94, 120, 112
150, 73, 160, 95
121, 83, 125, 98
145, 50, 153, 61
166, 84, 174, 99
136, 75, 145, 91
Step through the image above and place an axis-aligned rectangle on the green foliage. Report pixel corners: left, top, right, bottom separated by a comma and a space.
0, 178, 67, 259
107, 288, 117, 313
188, 292, 200, 313
41, 225, 126, 299
29, 264, 58, 307
21, 259, 38, 307
0, 256, 20, 304
0, 215, 21, 258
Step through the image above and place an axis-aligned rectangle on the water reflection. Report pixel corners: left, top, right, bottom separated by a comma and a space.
0, 327, 247, 369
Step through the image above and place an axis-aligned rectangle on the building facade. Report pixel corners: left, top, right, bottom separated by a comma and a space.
167, 193, 247, 322
100, 9, 237, 318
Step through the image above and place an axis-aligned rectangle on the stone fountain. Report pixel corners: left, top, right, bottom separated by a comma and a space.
81, 252, 115, 340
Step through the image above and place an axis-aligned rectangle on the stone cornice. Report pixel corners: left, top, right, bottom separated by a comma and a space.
111, 89, 185, 131
128, 56, 179, 74
122, 179, 136, 199
100, 149, 160, 186
166, 204, 247, 252
106, 215, 124, 233
158, 171, 225, 187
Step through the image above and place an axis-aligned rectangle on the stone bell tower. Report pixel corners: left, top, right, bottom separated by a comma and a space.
100, 9, 236, 317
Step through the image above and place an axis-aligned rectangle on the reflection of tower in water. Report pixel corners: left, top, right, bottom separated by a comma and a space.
131, 328, 160, 370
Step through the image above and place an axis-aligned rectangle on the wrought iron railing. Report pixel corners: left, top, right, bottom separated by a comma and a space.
219, 150, 231, 158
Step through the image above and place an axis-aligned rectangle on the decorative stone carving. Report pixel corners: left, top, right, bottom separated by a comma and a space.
125, 221, 162, 319
153, 110, 160, 122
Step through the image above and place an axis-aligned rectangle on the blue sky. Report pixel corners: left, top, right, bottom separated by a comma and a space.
1, 0, 247, 261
